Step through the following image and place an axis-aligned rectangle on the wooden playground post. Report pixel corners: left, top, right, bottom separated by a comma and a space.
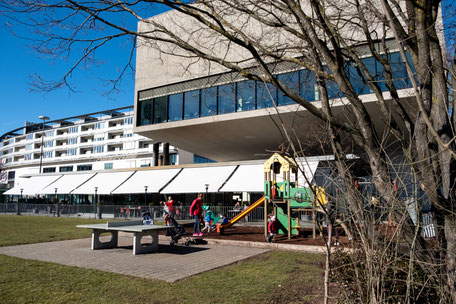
312, 202, 316, 239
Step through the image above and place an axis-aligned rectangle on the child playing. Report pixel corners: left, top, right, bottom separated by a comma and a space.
201, 210, 213, 233
221, 215, 230, 225
267, 215, 277, 243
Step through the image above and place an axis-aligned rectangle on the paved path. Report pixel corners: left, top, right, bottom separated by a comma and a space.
0, 235, 269, 283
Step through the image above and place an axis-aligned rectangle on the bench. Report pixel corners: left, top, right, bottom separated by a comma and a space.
77, 221, 170, 255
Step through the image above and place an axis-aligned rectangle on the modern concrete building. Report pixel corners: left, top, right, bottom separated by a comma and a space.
133, 8, 415, 163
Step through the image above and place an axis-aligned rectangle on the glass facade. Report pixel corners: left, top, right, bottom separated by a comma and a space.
193, 154, 216, 164
278, 72, 299, 106
184, 90, 200, 120
77, 164, 92, 171
153, 96, 167, 123
68, 137, 78, 145
137, 52, 414, 127
93, 145, 104, 153
59, 166, 73, 172
69, 126, 78, 133
68, 148, 77, 156
168, 93, 183, 121
256, 81, 276, 109
218, 83, 236, 114
201, 87, 217, 117
237, 80, 256, 112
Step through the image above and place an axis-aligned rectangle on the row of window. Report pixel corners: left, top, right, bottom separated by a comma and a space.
42, 164, 95, 173
20, 117, 133, 140
138, 52, 414, 126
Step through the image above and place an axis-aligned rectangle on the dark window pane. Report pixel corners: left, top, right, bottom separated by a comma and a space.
278, 72, 299, 105
389, 52, 408, 89
218, 83, 236, 114
375, 57, 387, 92
325, 67, 343, 99
360, 57, 377, 94
139, 99, 153, 126
348, 62, 365, 95
236, 80, 255, 112
201, 87, 217, 117
153, 96, 167, 124
405, 52, 416, 86
59, 166, 73, 172
184, 90, 200, 120
300, 70, 316, 101
256, 81, 276, 109
168, 93, 183, 121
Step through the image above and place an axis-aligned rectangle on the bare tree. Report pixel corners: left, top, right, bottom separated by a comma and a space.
1, 0, 454, 301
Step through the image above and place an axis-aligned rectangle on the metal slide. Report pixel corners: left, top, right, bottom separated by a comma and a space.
220, 196, 265, 229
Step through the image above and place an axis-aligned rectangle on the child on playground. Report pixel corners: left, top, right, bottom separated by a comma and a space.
221, 214, 230, 225
267, 215, 277, 243
201, 210, 213, 233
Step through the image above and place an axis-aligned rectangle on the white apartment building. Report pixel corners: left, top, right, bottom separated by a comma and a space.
0, 106, 195, 191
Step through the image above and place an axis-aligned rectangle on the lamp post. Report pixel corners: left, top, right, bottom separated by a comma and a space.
38, 115, 50, 174
95, 186, 101, 219
144, 185, 148, 205
205, 184, 209, 205
16, 188, 23, 215
54, 187, 60, 217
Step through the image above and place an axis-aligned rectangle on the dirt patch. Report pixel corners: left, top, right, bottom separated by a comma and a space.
163, 224, 350, 247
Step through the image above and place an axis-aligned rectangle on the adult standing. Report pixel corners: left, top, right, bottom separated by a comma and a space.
166, 196, 175, 216
190, 193, 203, 237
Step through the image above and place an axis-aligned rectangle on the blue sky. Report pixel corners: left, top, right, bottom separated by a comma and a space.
0, 4, 170, 137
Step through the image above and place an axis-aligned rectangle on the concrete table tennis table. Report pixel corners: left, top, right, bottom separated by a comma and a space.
77, 221, 169, 255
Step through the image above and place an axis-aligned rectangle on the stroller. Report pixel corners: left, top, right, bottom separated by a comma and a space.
141, 211, 154, 225
164, 214, 192, 246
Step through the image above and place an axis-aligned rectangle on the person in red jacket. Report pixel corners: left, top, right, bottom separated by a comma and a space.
190, 193, 203, 237
166, 196, 175, 216
267, 215, 277, 243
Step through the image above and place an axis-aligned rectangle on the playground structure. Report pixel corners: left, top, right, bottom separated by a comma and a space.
217, 153, 327, 239
264, 153, 320, 239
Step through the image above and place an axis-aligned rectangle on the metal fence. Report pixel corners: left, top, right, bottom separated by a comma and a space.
0, 203, 266, 222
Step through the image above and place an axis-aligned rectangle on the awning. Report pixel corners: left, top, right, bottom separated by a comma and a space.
4, 175, 63, 196
277, 159, 319, 187
161, 166, 237, 194
39, 173, 95, 195
71, 171, 135, 195
111, 168, 181, 194
220, 160, 319, 192
219, 164, 264, 192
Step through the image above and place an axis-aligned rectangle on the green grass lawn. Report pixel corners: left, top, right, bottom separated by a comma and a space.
0, 215, 325, 303
0, 215, 108, 247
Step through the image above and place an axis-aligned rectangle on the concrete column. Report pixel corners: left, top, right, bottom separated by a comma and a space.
163, 143, 170, 166
153, 143, 160, 167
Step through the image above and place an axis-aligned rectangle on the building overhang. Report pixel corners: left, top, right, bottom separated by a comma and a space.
135, 91, 416, 162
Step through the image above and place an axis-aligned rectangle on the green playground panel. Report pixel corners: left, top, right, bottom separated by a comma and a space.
274, 187, 313, 235
289, 187, 313, 208
277, 206, 298, 235
264, 181, 292, 199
